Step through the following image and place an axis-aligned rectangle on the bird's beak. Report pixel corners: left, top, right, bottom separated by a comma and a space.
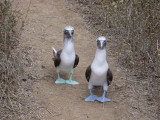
100, 41, 103, 48
68, 31, 72, 38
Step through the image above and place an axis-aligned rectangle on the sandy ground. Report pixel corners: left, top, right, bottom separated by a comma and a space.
14, 0, 152, 120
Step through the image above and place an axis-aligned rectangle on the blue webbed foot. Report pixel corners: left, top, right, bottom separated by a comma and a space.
85, 89, 98, 102
96, 90, 111, 102
55, 78, 66, 84
85, 95, 98, 102
96, 96, 111, 102
66, 80, 79, 85
66, 72, 79, 85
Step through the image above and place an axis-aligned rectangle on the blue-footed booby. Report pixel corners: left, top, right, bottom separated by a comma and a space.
52, 26, 79, 85
85, 36, 113, 102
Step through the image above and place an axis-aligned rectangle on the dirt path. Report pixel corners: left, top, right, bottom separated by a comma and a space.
16, 0, 127, 120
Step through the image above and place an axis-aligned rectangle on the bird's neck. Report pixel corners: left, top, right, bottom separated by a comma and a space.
63, 38, 75, 53
93, 48, 107, 65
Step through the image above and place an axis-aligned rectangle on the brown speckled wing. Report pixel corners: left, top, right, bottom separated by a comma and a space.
54, 50, 62, 67
106, 68, 113, 85
73, 54, 79, 68
85, 65, 91, 82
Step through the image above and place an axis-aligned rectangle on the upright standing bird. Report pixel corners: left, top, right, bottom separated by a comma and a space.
85, 36, 113, 102
52, 26, 79, 85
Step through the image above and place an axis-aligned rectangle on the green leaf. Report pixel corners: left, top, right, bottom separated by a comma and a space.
120, 0, 124, 3
111, 2, 116, 6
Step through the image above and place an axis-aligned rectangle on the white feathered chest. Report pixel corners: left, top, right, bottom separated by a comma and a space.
59, 41, 75, 70
90, 49, 109, 86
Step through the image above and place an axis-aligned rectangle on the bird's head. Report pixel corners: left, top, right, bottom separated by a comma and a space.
96, 36, 107, 49
64, 26, 74, 39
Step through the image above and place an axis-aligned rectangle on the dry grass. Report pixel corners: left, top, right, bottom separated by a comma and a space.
0, 0, 25, 119
70, 0, 160, 77
67, 0, 160, 119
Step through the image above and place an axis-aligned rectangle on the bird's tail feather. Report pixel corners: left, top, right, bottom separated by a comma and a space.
52, 47, 57, 58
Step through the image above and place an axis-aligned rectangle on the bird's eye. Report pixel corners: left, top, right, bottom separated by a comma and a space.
64, 30, 68, 34
103, 41, 106, 44
97, 40, 100, 43
71, 31, 74, 35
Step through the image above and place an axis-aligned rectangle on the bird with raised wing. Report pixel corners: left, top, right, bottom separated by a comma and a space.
52, 26, 79, 85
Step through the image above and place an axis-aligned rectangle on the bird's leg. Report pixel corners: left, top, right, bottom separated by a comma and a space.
55, 69, 66, 84
96, 90, 111, 102
85, 89, 98, 102
66, 70, 79, 85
